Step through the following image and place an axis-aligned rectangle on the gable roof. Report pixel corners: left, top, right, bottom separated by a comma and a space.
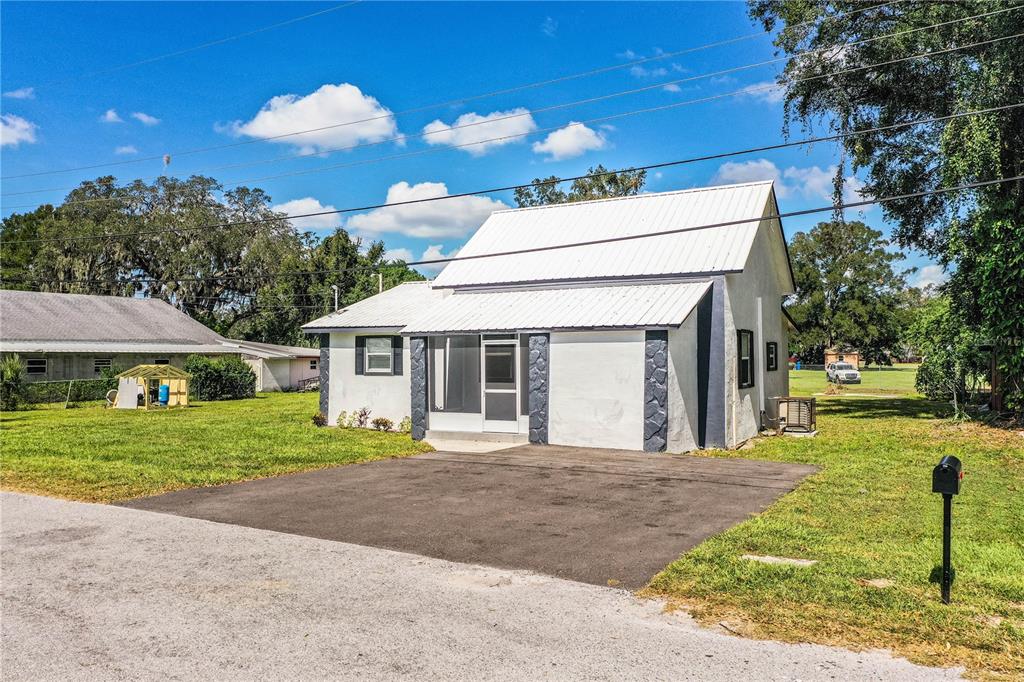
431, 181, 777, 289
0, 290, 318, 358
1, 290, 223, 344
302, 281, 444, 332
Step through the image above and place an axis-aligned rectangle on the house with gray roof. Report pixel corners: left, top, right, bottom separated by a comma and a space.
0, 290, 319, 391
303, 181, 796, 452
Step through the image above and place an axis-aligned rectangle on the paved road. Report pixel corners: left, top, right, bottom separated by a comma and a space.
2, 492, 960, 680
123, 445, 818, 589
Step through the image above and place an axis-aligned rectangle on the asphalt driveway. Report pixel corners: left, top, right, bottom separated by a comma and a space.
123, 444, 817, 589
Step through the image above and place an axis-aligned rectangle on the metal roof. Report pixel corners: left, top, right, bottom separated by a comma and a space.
401, 281, 711, 334
302, 281, 445, 331
431, 181, 776, 288
117, 364, 190, 380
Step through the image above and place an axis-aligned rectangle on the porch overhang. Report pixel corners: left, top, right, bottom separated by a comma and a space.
401, 281, 712, 335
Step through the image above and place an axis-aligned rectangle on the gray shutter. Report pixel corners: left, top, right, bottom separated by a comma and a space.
392, 336, 403, 376
355, 336, 365, 375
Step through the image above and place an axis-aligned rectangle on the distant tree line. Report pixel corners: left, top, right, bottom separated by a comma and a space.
0, 175, 424, 346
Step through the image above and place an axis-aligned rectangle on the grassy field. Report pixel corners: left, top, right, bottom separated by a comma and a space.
0, 392, 432, 502
647, 368, 1024, 678
789, 363, 920, 397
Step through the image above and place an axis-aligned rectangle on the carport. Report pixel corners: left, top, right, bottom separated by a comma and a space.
123, 445, 817, 589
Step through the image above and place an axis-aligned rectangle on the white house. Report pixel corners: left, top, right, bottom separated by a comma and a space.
0, 291, 319, 391
303, 180, 796, 452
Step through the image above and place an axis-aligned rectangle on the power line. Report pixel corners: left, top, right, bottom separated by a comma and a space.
0, 1, 900, 181
6, 174, 1021, 290
6, 2, 362, 92
4, 4, 1005, 201
4, 100, 1019, 244
6, 34, 1017, 212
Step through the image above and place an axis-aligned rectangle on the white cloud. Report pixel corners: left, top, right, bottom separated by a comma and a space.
913, 264, 949, 290
272, 196, 340, 229
386, 247, 415, 263
417, 244, 460, 275
540, 16, 558, 37
348, 181, 508, 238
712, 159, 785, 191
662, 83, 682, 93
531, 122, 607, 161
630, 64, 669, 79
738, 80, 786, 105
1, 114, 38, 147
3, 87, 34, 100
100, 108, 123, 123
422, 108, 537, 156
227, 83, 397, 154
713, 158, 872, 209
131, 111, 160, 126
114, 145, 138, 155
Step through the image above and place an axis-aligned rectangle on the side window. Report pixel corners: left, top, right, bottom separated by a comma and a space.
94, 358, 113, 375
26, 358, 47, 376
766, 342, 778, 372
737, 330, 754, 389
309, 359, 318, 371
355, 336, 403, 376
154, 359, 170, 365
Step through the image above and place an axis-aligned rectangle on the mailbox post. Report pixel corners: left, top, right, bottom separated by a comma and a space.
932, 455, 963, 604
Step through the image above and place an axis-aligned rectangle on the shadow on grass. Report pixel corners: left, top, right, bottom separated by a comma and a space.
817, 397, 951, 420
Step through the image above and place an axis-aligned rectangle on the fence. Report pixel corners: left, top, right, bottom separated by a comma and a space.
23, 378, 116, 407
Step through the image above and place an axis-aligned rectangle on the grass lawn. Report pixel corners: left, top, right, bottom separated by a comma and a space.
0, 392, 432, 503
789, 363, 920, 397
646, 370, 1023, 678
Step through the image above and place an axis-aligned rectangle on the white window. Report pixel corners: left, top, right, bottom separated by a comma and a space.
309, 359, 318, 371
94, 358, 113, 374
365, 337, 392, 374
26, 358, 47, 375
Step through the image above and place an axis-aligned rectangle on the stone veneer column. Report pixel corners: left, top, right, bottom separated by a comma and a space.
409, 337, 428, 440
643, 330, 669, 452
527, 333, 550, 444
318, 333, 330, 419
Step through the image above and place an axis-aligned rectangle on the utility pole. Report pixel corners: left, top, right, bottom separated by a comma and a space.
378, 272, 383, 294
330, 284, 339, 311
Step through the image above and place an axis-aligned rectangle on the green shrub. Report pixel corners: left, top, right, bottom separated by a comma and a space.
398, 416, 412, 434
184, 355, 256, 401
371, 417, 393, 431
1, 355, 26, 411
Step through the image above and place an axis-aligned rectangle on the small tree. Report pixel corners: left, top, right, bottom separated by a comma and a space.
908, 296, 988, 419
184, 354, 256, 400
0, 355, 26, 411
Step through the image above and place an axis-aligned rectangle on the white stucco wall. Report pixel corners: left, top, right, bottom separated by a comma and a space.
327, 332, 410, 426
667, 316, 700, 453
289, 358, 319, 387
548, 330, 645, 451
723, 214, 791, 448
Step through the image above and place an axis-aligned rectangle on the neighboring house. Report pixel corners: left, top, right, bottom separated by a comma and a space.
824, 348, 860, 369
0, 290, 318, 390
303, 181, 796, 452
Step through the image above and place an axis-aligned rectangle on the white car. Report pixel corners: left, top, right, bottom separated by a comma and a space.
827, 362, 861, 384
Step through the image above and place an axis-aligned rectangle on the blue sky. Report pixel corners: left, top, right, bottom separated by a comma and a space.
1, 1, 942, 286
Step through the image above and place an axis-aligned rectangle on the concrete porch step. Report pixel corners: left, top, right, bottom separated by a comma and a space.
425, 430, 529, 444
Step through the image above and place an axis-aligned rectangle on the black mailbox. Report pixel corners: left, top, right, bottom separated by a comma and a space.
932, 455, 962, 495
